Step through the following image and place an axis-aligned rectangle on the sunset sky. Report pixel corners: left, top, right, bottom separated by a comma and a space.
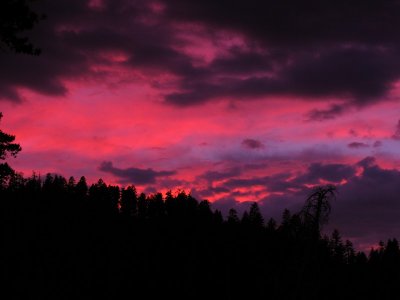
2, 0, 400, 248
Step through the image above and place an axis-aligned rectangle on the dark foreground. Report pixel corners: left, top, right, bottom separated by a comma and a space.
2, 174, 399, 299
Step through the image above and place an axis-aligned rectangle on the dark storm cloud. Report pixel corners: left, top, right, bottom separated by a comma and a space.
241, 138, 265, 149
165, 46, 400, 107
165, 0, 400, 45
163, 0, 400, 109
348, 142, 369, 149
99, 161, 175, 184
3, 0, 400, 113
209, 48, 274, 74
285, 48, 398, 101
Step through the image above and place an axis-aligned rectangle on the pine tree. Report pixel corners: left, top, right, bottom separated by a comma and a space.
0, 113, 21, 187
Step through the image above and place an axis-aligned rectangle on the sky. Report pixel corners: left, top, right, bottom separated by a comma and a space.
2, 0, 400, 249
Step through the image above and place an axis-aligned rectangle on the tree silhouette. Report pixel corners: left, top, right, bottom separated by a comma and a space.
301, 184, 337, 237
1, 163, 399, 299
227, 208, 240, 225
0, 112, 21, 187
0, 0, 44, 55
147, 192, 165, 218
197, 200, 213, 222
330, 229, 345, 263
266, 217, 277, 231
344, 240, 356, 264
0, 113, 21, 159
248, 202, 264, 227
137, 192, 147, 218
76, 175, 88, 192
120, 185, 137, 217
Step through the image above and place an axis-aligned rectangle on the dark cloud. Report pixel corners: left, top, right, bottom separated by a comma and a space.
0, 1, 93, 101
162, 0, 400, 109
0, 0, 195, 102
197, 167, 242, 183
0, 85, 21, 102
281, 47, 398, 102
165, 46, 399, 108
165, 0, 400, 46
209, 48, 274, 74
99, 161, 175, 184
2, 0, 400, 112
306, 104, 346, 121
292, 163, 356, 185
357, 156, 377, 168
348, 142, 369, 149
223, 172, 294, 192
241, 138, 265, 149
392, 120, 400, 140
329, 159, 400, 244
191, 186, 231, 199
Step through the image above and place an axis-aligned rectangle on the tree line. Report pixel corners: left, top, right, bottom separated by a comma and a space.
1, 171, 399, 299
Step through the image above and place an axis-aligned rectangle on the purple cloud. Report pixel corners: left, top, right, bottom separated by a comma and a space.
241, 138, 265, 150
99, 161, 175, 185
348, 142, 370, 149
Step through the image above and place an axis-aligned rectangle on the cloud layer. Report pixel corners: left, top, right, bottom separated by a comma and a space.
2, 0, 400, 116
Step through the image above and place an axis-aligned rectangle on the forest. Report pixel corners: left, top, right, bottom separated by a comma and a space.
1, 141, 400, 299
